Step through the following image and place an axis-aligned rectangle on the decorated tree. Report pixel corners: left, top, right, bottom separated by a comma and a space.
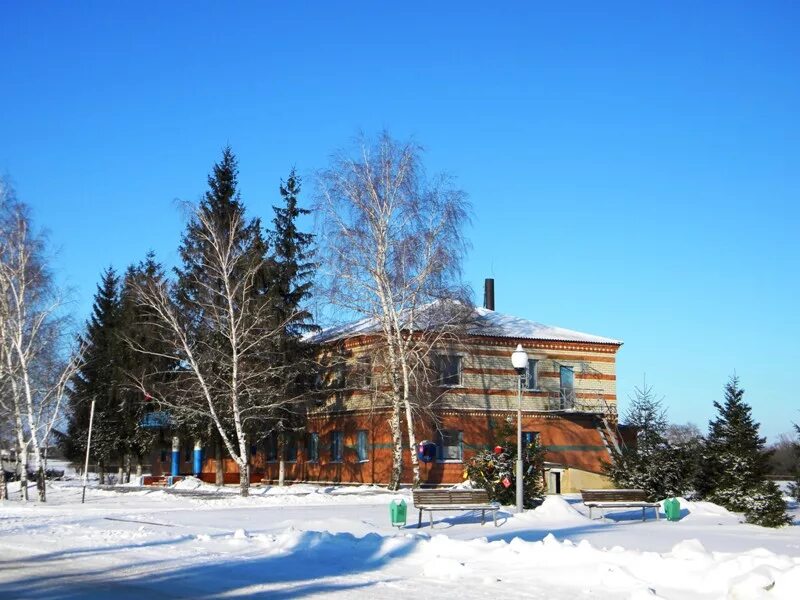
465, 420, 545, 508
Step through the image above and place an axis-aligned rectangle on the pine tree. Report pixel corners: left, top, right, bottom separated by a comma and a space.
262, 169, 318, 484
64, 268, 124, 482
699, 376, 790, 527
604, 381, 689, 501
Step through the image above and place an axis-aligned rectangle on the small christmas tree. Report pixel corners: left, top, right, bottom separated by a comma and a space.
604, 381, 690, 501
465, 420, 545, 508
700, 376, 790, 527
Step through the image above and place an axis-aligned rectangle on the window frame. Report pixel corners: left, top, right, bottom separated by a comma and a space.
435, 354, 463, 388
265, 432, 278, 463
525, 358, 539, 391
435, 429, 463, 463
522, 431, 540, 449
356, 430, 369, 462
306, 432, 319, 463
330, 430, 343, 463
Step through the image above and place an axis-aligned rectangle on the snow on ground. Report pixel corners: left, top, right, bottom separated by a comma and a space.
0, 477, 799, 599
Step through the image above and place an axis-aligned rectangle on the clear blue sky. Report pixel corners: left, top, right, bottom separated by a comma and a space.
2, 2, 798, 441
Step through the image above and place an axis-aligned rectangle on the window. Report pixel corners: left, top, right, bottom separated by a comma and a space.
286, 436, 298, 463
331, 431, 343, 463
525, 359, 538, 390
357, 430, 369, 462
436, 429, 463, 462
435, 355, 463, 387
358, 357, 372, 388
560, 366, 575, 408
307, 432, 319, 463
160, 449, 168, 463
522, 431, 540, 448
265, 433, 278, 462
184, 447, 191, 462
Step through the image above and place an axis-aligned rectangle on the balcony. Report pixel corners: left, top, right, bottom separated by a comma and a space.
539, 388, 617, 418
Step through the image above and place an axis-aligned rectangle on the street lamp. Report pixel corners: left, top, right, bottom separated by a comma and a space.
511, 343, 529, 514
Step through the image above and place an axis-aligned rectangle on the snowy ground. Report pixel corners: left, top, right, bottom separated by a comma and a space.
1, 471, 799, 599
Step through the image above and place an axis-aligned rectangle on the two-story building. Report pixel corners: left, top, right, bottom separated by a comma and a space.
149, 284, 625, 493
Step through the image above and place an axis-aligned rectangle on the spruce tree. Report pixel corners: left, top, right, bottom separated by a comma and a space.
64, 268, 124, 482
262, 169, 318, 481
604, 381, 688, 501
465, 420, 546, 507
788, 423, 800, 502
699, 376, 790, 526
117, 253, 177, 478
170, 146, 271, 494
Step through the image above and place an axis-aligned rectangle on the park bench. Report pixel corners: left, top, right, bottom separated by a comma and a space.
580, 489, 660, 521
412, 489, 500, 529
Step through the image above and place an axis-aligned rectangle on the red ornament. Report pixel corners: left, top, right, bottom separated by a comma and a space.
502, 476, 511, 488
493, 445, 505, 455
144, 392, 153, 402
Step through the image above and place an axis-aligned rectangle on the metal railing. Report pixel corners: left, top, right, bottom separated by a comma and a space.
539, 388, 617, 418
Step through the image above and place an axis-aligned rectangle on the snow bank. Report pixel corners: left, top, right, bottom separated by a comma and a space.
515, 495, 590, 523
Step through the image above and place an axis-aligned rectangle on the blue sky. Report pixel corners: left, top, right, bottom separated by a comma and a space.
2, 2, 798, 441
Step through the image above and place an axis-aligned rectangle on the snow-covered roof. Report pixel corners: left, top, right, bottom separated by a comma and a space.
308, 304, 622, 346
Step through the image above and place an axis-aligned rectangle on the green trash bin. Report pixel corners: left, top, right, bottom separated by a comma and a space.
390, 499, 407, 528
664, 498, 681, 522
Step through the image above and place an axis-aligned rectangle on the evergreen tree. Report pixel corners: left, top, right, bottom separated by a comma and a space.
64, 268, 124, 481
262, 169, 318, 482
161, 146, 277, 495
603, 381, 689, 501
699, 376, 790, 527
787, 423, 800, 502
117, 253, 177, 477
465, 420, 546, 507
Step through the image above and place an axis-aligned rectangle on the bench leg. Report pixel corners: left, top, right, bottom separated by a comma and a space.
642, 507, 645, 522
429, 511, 434, 529
493, 509, 498, 527
481, 509, 485, 526
418, 509, 422, 529
589, 506, 592, 519
655, 506, 659, 521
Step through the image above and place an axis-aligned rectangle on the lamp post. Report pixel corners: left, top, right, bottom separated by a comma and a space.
511, 344, 529, 514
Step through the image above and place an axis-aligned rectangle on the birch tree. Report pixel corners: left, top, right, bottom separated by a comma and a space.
0, 181, 82, 502
132, 150, 298, 496
316, 132, 471, 489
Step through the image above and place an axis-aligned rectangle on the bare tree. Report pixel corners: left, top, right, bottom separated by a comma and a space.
316, 132, 471, 489
0, 181, 83, 502
132, 202, 297, 497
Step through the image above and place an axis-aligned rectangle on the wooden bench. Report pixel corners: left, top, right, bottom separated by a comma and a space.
412, 489, 500, 529
580, 489, 660, 521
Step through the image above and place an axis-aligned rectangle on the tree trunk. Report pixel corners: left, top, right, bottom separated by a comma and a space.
278, 429, 286, 487
125, 454, 132, 483
0, 465, 6, 500
239, 462, 249, 497
403, 398, 421, 487
36, 464, 46, 502
98, 461, 105, 485
135, 456, 143, 480
117, 464, 124, 485
18, 446, 28, 501
388, 397, 403, 490
215, 439, 224, 486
